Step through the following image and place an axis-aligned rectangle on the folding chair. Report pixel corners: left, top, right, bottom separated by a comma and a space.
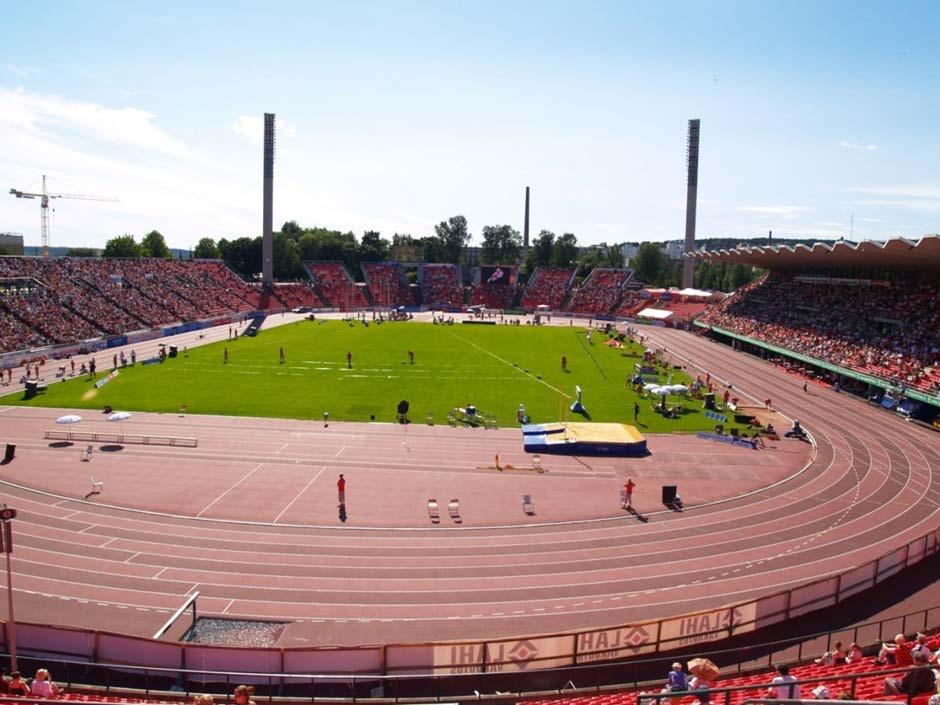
427, 498, 440, 524
522, 494, 535, 515
85, 476, 103, 499
448, 498, 462, 524
532, 455, 543, 473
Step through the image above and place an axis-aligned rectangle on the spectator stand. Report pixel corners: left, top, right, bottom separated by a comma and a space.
303, 262, 369, 310
564, 268, 634, 317
419, 262, 464, 310
522, 267, 577, 312
362, 261, 414, 309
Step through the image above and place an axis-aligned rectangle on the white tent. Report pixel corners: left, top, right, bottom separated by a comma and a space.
637, 308, 673, 320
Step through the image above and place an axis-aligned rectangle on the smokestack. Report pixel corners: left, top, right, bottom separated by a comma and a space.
262, 113, 276, 285
769, 229, 773, 244
682, 119, 700, 289
523, 186, 530, 249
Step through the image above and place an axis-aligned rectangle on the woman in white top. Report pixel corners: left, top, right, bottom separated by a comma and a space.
29, 669, 59, 698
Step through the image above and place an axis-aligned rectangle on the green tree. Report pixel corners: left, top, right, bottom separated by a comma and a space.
280, 220, 303, 240
140, 230, 171, 258
576, 243, 621, 278
273, 231, 303, 279
631, 242, 669, 285
359, 230, 391, 262
193, 237, 220, 259
551, 232, 579, 266
480, 224, 522, 264
217, 236, 262, 279
524, 230, 554, 273
434, 215, 471, 263
418, 236, 444, 263
65, 247, 98, 257
103, 234, 142, 258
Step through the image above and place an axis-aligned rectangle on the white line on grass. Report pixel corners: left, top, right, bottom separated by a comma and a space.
446, 331, 571, 398
272, 466, 326, 523
196, 463, 265, 517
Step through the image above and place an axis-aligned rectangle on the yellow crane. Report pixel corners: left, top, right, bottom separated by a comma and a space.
9, 175, 117, 256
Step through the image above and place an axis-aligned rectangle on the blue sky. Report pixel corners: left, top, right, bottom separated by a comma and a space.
1, 1, 938, 250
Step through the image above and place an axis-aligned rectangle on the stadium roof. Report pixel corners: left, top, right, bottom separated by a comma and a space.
686, 235, 940, 271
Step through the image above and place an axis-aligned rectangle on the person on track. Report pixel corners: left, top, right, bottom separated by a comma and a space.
337, 473, 346, 507
623, 478, 636, 509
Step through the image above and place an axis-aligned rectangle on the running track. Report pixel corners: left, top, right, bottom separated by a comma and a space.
0, 327, 936, 649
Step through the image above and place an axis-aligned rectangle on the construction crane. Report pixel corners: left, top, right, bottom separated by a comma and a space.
9, 175, 117, 257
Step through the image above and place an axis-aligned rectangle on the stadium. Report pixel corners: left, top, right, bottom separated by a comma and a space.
1, 30, 940, 705
1, 205, 939, 704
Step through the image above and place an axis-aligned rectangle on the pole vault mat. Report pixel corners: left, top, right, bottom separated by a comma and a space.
521, 422, 647, 456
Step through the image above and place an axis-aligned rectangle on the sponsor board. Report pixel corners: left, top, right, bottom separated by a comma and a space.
575, 623, 658, 663
433, 635, 572, 674
659, 603, 756, 648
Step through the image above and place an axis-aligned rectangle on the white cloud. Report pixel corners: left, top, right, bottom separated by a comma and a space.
6, 64, 39, 78
231, 115, 296, 147
850, 184, 940, 199
852, 199, 940, 213
839, 140, 878, 151
0, 87, 189, 157
738, 205, 812, 217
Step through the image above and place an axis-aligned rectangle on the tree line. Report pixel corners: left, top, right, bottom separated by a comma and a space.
93, 222, 758, 292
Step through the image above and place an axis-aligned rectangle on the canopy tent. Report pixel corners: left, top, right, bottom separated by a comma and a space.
636, 308, 673, 320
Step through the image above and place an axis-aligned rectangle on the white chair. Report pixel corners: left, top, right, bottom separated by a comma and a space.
85, 476, 103, 499
427, 498, 440, 524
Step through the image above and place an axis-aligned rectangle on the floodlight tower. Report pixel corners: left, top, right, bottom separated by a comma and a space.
523, 186, 530, 250
262, 113, 276, 285
682, 119, 700, 289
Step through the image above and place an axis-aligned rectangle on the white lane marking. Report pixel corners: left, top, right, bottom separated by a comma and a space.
196, 463, 265, 517
272, 467, 326, 524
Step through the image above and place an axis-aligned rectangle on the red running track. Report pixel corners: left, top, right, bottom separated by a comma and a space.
0, 327, 935, 649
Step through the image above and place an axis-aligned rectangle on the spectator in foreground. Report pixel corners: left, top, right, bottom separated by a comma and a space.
883, 651, 934, 696
29, 669, 59, 698
876, 633, 912, 666
193, 696, 213, 705
910, 633, 931, 660
815, 640, 846, 666
665, 662, 688, 693
767, 664, 800, 700
8, 672, 29, 696
234, 685, 257, 705
846, 642, 865, 663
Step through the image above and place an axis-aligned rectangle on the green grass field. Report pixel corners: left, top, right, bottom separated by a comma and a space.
3, 321, 738, 432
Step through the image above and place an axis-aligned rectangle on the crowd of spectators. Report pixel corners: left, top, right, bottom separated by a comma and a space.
419, 263, 464, 308
699, 274, 940, 395
521, 267, 575, 310
271, 283, 320, 308
614, 289, 648, 317
0, 256, 306, 355
469, 267, 518, 309
363, 262, 413, 308
564, 268, 633, 316
304, 262, 369, 308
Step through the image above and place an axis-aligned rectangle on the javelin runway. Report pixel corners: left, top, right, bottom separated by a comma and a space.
0, 328, 936, 648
